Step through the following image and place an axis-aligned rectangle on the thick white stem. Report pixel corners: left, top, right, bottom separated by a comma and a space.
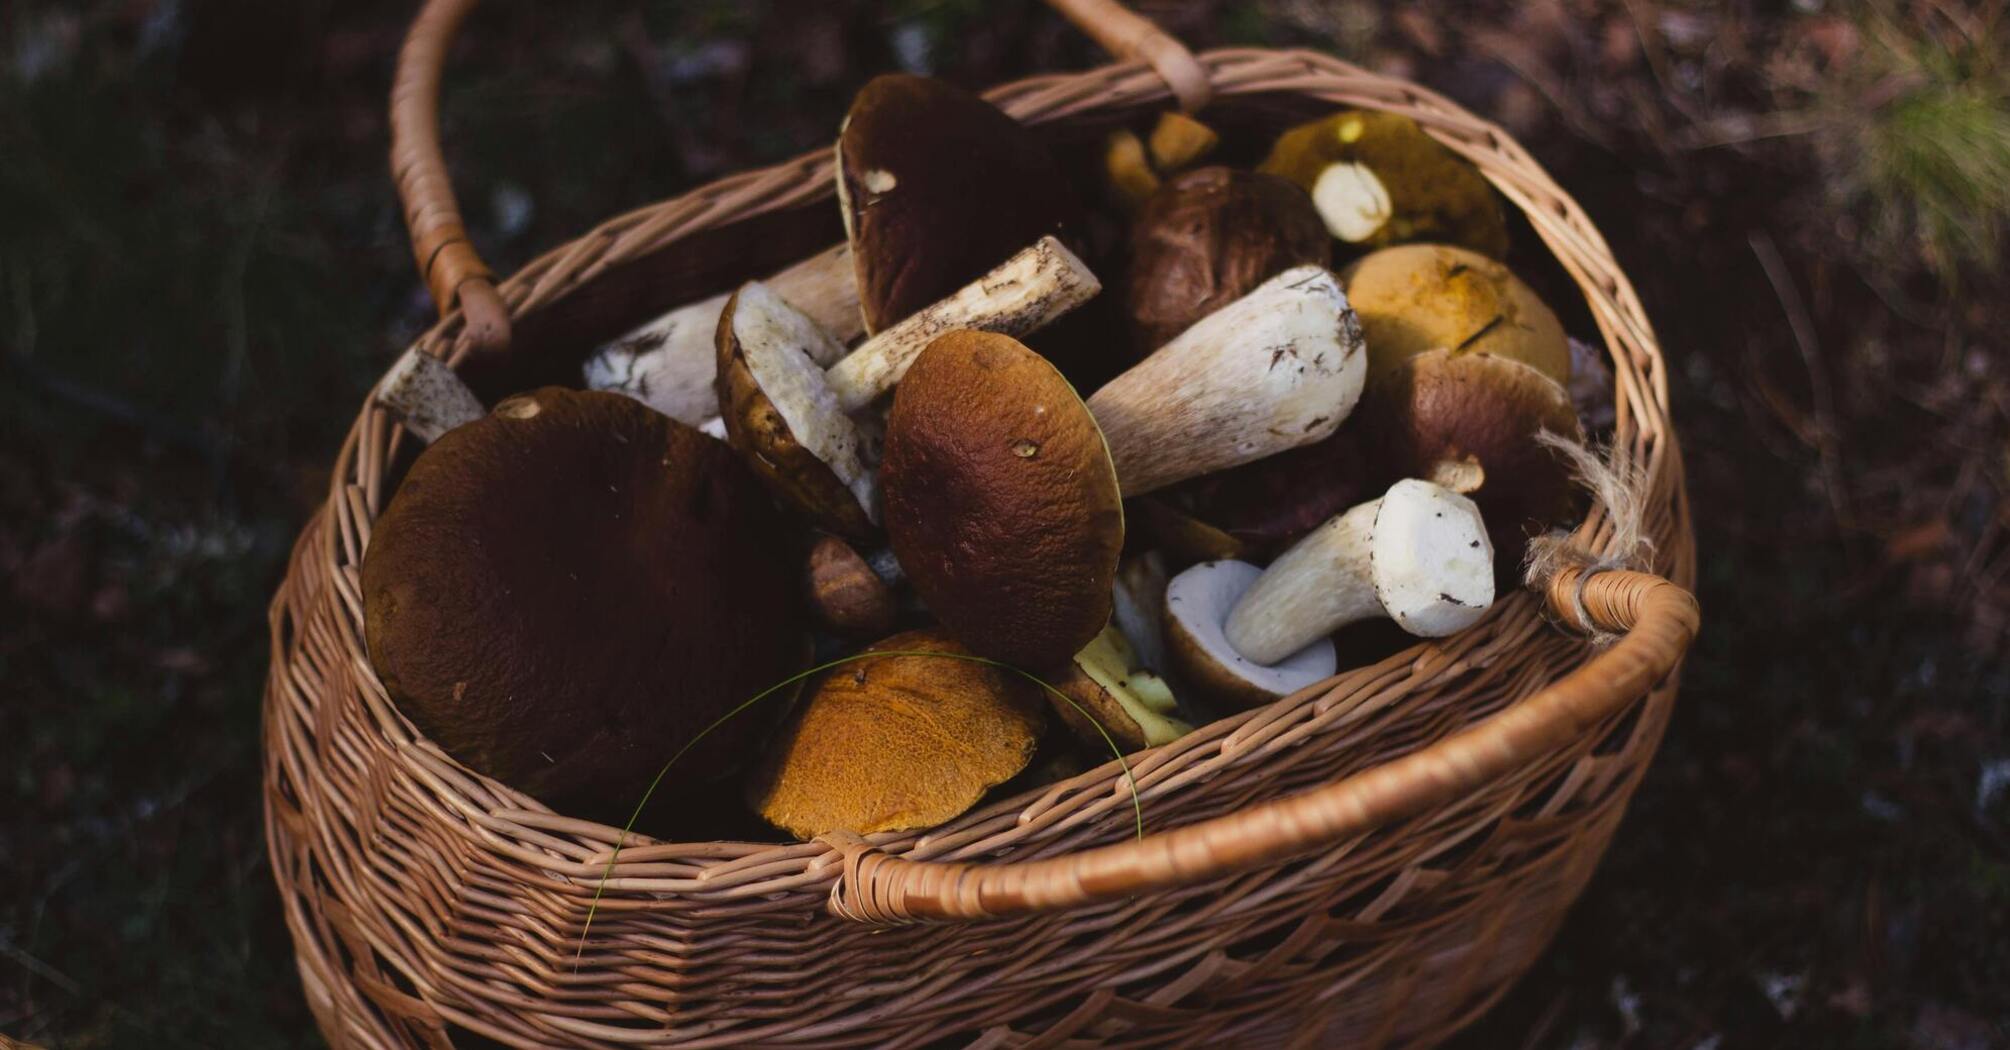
584, 244, 860, 424
1224, 499, 1382, 665
376, 349, 483, 443
1086, 266, 1366, 497
824, 236, 1101, 413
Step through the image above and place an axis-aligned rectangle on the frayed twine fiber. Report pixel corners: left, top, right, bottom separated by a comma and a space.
1523, 431, 1656, 644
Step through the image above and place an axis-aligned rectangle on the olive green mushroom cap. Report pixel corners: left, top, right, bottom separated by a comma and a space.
1341, 243, 1571, 386
880, 331, 1124, 671
1259, 110, 1509, 259
361, 387, 805, 814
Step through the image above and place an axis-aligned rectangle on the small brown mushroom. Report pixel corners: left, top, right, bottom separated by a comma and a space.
1341, 243, 1571, 385
880, 331, 1124, 671
1124, 166, 1331, 355
1259, 110, 1508, 258
747, 629, 1044, 840
805, 535, 897, 639
361, 386, 805, 814
1358, 348, 1584, 570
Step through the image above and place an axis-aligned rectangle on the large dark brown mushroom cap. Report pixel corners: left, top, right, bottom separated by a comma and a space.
1359, 350, 1585, 570
840, 74, 1088, 334
1124, 166, 1331, 355
361, 387, 805, 815
881, 331, 1123, 671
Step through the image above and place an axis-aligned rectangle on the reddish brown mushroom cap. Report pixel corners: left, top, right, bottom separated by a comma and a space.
1359, 349, 1585, 568
361, 388, 805, 813
1124, 166, 1331, 355
880, 331, 1123, 671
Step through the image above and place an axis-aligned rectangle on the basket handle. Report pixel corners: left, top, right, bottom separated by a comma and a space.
387, 0, 1210, 354
820, 568, 1699, 924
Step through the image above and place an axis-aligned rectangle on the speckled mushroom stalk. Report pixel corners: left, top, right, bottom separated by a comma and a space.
1225, 479, 1496, 665
1086, 265, 1367, 497
583, 243, 860, 426
375, 348, 483, 442
823, 236, 1099, 412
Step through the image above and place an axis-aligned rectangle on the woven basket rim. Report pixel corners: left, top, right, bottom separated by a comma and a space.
307, 46, 1686, 893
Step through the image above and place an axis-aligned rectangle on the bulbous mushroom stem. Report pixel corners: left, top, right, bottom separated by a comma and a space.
1225, 479, 1496, 665
824, 236, 1101, 413
584, 243, 860, 425
1086, 265, 1367, 496
376, 349, 483, 443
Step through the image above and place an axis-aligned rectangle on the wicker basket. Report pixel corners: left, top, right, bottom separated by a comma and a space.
263, 0, 1700, 1045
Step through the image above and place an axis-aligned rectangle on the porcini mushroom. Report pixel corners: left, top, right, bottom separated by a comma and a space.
584, 243, 860, 426
1163, 560, 1338, 710
805, 534, 897, 639
747, 629, 1044, 840
1087, 265, 1367, 496
715, 281, 880, 540
1259, 110, 1509, 258
714, 238, 1100, 537
1047, 624, 1191, 751
839, 74, 1089, 334
880, 331, 1124, 671
1358, 348, 1584, 570
1341, 243, 1570, 385
1223, 479, 1495, 665
361, 386, 805, 814
1124, 166, 1331, 355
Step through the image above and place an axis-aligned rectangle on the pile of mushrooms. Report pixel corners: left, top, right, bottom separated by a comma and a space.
358, 82, 1607, 842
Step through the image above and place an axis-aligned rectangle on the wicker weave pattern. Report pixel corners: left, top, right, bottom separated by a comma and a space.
265, 46, 1696, 1050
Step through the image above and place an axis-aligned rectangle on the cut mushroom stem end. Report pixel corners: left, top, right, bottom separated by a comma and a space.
376, 349, 483, 443
1224, 479, 1495, 666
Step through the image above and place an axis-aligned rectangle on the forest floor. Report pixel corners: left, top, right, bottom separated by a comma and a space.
3, 1, 2006, 1047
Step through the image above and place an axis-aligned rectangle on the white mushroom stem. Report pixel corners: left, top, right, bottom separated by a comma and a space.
584, 243, 860, 425
1085, 266, 1366, 497
824, 236, 1101, 413
376, 349, 483, 443
1225, 479, 1495, 665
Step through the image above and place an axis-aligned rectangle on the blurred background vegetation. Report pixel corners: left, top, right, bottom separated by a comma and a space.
2, 0, 2006, 1046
